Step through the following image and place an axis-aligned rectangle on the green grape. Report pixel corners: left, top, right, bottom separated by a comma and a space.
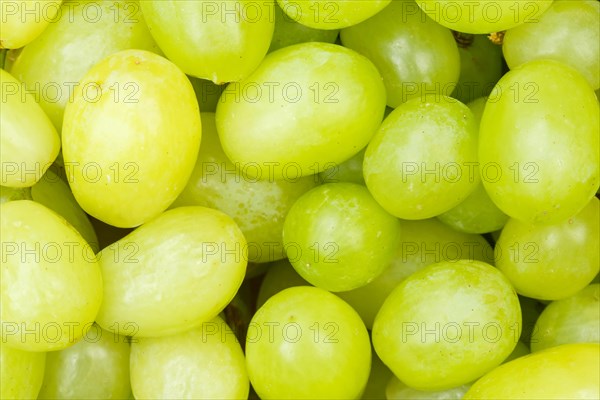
172, 113, 318, 264
29, 169, 99, 252
340, 0, 460, 108
337, 218, 493, 329
140, 0, 274, 83
479, 60, 599, 224
216, 42, 386, 180
8, 0, 161, 132
503, 0, 600, 90
0, 68, 59, 188
416, 0, 553, 34
495, 197, 599, 300
282, 183, 401, 292
130, 316, 249, 399
0, 186, 32, 203
464, 343, 600, 399
452, 34, 504, 104
372, 260, 521, 390
362, 349, 393, 400
95, 206, 247, 338
62, 49, 201, 228
38, 325, 131, 399
364, 96, 479, 220
256, 259, 311, 309
246, 286, 371, 399
0, 0, 62, 49
277, 0, 391, 30
319, 147, 365, 185
531, 284, 600, 352
189, 77, 226, 113
0, 342, 46, 399
437, 97, 509, 234
0, 200, 102, 352
269, 2, 339, 52
386, 376, 471, 400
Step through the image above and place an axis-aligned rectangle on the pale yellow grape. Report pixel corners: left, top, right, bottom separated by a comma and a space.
216, 42, 386, 180
8, 0, 161, 131
464, 343, 600, 399
277, 0, 391, 30
0, 342, 46, 399
38, 325, 131, 399
62, 49, 201, 228
95, 206, 247, 338
0, 0, 62, 48
130, 316, 249, 399
0, 68, 59, 187
0, 200, 102, 351
140, 0, 274, 83
386, 376, 470, 400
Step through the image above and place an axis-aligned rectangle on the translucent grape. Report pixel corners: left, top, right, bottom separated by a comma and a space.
479, 60, 599, 223
216, 42, 386, 180
0, 0, 62, 48
62, 49, 201, 228
373, 260, 521, 390
282, 183, 401, 292
341, 0, 460, 108
364, 96, 480, 219
503, 0, 600, 90
0, 342, 46, 399
95, 206, 247, 338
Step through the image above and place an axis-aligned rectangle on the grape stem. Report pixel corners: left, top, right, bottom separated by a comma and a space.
488, 31, 505, 46
452, 31, 475, 49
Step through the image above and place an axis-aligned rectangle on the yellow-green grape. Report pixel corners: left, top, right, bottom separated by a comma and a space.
95, 207, 247, 338
479, 60, 599, 224
503, 0, 600, 90
373, 260, 521, 390
464, 343, 600, 399
246, 286, 371, 399
416, 0, 553, 34
531, 284, 600, 352
282, 183, 401, 292
140, 0, 274, 83
386, 376, 471, 400
337, 218, 493, 329
256, 259, 311, 309
62, 49, 201, 228
0, 200, 102, 352
0, 68, 59, 187
130, 316, 249, 399
495, 197, 599, 300
0, 0, 62, 48
340, 0, 460, 108
269, 1, 339, 52
37, 325, 131, 399
277, 0, 391, 30
172, 113, 318, 264
8, 0, 161, 132
364, 96, 480, 219
0, 342, 46, 399
216, 42, 386, 180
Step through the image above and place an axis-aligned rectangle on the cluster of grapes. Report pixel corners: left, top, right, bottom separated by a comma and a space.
1, 0, 599, 399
